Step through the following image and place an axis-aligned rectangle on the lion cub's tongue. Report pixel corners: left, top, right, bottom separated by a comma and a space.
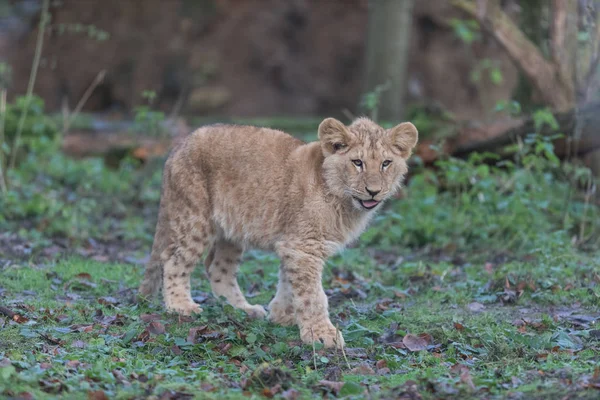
362, 200, 379, 208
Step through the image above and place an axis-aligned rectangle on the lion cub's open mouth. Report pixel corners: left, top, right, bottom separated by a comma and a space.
355, 197, 380, 210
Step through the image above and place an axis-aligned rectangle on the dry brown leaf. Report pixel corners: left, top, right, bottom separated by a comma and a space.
187, 325, 208, 343
319, 380, 344, 395
350, 364, 375, 375
147, 321, 166, 335
376, 359, 388, 370
402, 334, 428, 352
88, 390, 109, 400
140, 313, 161, 323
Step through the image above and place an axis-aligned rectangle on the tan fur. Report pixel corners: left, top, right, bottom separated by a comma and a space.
139, 117, 418, 347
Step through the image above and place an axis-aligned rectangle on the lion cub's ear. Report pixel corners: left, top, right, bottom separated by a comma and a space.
318, 118, 353, 156
387, 122, 418, 158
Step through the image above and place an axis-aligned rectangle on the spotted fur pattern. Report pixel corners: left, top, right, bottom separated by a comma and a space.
139, 118, 418, 347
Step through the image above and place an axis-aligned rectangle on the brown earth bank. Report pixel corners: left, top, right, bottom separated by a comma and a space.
2, 0, 518, 120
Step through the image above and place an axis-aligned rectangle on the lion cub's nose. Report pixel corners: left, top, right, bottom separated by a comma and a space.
366, 187, 381, 197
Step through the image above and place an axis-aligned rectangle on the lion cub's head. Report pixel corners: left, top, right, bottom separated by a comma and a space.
318, 117, 418, 211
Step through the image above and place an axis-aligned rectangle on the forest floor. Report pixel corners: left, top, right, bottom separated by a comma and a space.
1, 118, 600, 399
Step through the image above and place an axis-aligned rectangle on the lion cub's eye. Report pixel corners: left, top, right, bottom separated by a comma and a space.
333, 143, 346, 151
352, 159, 363, 167
382, 160, 392, 168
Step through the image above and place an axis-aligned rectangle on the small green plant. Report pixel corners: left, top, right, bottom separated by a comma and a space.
470, 58, 503, 86
449, 18, 481, 45
8, 0, 50, 173
494, 100, 522, 116
360, 81, 391, 122
52, 22, 110, 42
133, 90, 166, 137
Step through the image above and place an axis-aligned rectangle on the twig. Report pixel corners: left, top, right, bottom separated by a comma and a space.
62, 70, 106, 135
38, 332, 63, 346
341, 108, 356, 123
311, 327, 317, 371
8, 0, 50, 170
0, 305, 16, 318
167, 85, 187, 126
0, 89, 7, 194
336, 323, 351, 370
579, 178, 594, 244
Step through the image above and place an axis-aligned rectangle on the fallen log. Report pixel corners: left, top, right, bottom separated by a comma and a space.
61, 118, 189, 165
415, 101, 600, 163
61, 104, 600, 166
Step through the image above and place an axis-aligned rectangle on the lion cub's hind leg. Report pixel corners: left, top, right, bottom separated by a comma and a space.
162, 221, 213, 316
161, 178, 215, 316
205, 239, 267, 318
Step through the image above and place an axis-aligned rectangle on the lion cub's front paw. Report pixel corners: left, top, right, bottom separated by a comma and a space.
300, 324, 345, 348
167, 301, 203, 316
245, 304, 268, 319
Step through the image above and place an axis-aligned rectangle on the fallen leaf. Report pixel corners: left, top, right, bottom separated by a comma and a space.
39, 378, 67, 394
454, 322, 465, 331
281, 388, 300, 400
137, 329, 150, 343
376, 298, 395, 311
66, 360, 81, 369
192, 294, 209, 304
418, 332, 434, 345
350, 364, 375, 375
140, 313, 161, 323
200, 383, 217, 392
318, 380, 344, 395
187, 326, 208, 343
467, 302, 486, 313
98, 297, 119, 306
262, 384, 281, 398
147, 321, 166, 335
12, 314, 29, 324
403, 334, 428, 352
499, 289, 520, 304
376, 359, 388, 370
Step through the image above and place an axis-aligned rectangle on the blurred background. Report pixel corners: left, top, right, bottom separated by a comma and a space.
0, 0, 599, 256
2, 3, 600, 397
1, 0, 599, 167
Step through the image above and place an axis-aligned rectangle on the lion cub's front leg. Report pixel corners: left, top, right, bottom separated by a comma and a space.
277, 246, 344, 348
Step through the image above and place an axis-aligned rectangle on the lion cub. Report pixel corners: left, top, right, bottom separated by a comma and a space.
139, 117, 418, 347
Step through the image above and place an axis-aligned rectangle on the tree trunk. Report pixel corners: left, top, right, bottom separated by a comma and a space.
453, 0, 576, 111
365, 0, 414, 121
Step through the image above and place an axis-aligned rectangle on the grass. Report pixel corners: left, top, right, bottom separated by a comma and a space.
1, 111, 600, 398
1, 235, 599, 398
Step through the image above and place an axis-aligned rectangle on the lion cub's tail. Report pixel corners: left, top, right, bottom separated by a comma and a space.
138, 198, 170, 299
